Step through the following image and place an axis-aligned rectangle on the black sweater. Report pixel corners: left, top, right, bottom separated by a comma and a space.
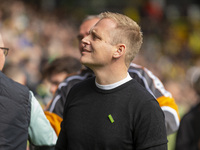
56, 77, 167, 150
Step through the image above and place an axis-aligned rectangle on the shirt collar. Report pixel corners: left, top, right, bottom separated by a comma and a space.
95, 73, 132, 90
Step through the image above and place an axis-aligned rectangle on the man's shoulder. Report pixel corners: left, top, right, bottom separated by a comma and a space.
0, 71, 29, 92
64, 77, 95, 100
127, 79, 156, 102
71, 76, 95, 89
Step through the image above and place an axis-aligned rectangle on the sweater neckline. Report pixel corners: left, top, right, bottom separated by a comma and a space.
95, 73, 132, 90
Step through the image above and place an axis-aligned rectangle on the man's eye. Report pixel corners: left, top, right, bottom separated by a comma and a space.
92, 33, 99, 40
92, 35, 97, 40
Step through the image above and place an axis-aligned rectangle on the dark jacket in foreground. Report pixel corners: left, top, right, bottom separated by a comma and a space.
0, 71, 31, 150
175, 102, 200, 150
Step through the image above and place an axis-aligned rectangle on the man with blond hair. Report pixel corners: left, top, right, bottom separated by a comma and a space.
48, 14, 179, 137
56, 12, 167, 150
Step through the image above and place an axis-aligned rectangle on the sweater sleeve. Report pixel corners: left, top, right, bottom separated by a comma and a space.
28, 91, 57, 146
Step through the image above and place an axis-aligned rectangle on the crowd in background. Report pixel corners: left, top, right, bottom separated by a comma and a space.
0, 0, 200, 149
1, 0, 200, 135
0, 0, 81, 103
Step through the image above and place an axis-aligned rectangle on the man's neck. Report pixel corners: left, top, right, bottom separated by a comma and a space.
93, 65, 128, 85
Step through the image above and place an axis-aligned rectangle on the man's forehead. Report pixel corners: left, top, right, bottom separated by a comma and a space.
89, 18, 116, 33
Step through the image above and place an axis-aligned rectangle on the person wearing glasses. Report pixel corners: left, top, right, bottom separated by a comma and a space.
0, 47, 9, 56
0, 34, 57, 149
175, 68, 200, 150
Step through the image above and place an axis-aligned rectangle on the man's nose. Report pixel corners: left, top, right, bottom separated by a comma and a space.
81, 35, 90, 46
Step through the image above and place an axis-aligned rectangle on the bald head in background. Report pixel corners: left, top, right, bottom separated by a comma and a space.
77, 16, 100, 51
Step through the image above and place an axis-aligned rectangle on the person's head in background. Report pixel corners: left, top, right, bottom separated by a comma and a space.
77, 15, 100, 52
0, 34, 9, 71
42, 56, 81, 95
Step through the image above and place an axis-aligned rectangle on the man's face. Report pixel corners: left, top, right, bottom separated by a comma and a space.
78, 18, 100, 52
0, 34, 5, 71
80, 18, 117, 69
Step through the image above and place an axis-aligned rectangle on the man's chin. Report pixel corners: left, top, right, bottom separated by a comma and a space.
80, 57, 88, 64
80, 57, 95, 69
81, 62, 90, 68
80, 61, 92, 70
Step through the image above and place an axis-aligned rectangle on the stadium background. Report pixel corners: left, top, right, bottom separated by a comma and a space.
1, 0, 200, 149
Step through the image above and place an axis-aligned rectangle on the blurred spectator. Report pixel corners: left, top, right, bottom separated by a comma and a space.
175, 67, 200, 150
41, 56, 81, 136
42, 56, 81, 96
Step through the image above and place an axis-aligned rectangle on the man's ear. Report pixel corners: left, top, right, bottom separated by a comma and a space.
113, 44, 126, 58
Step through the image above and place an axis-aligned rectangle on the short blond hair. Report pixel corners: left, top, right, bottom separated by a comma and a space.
99, 12, 143, 67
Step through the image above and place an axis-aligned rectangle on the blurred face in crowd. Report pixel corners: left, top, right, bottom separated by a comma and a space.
48, 72, 68, 95
80, 18, 117, 69
78, 18, 100, 52
0, 34, 6, 71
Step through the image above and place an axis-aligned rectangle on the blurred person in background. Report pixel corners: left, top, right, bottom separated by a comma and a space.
47, 14, 180, 136
0, 33, 57, 150
41, 56, 81, 135
175, 68, 200, 150
42, 56, 81, 97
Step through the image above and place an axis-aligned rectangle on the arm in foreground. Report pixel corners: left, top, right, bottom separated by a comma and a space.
28, 91, 57, 149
